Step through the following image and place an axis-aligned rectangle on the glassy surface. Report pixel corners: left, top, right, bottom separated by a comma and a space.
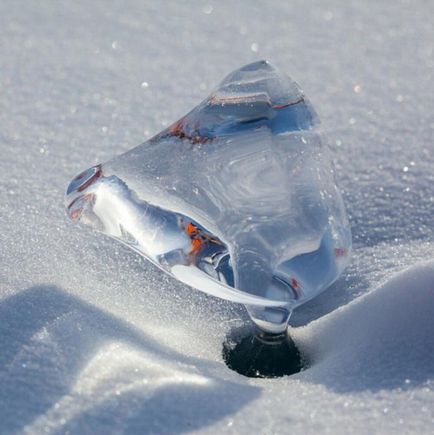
65, 60, 351, 333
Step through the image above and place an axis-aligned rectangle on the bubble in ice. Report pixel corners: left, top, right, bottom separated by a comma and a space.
65, 60, 351, 334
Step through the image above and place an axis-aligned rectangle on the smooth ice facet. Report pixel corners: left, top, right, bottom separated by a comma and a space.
65, 60, 351, 334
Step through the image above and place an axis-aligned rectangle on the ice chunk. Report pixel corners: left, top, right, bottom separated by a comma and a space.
65, 60, 351, 334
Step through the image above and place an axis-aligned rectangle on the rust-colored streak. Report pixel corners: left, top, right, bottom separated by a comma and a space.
165, 116, 212, 144
289, 277, 303, 299
67, 193, 95, 222
70, 208, 83, 221
181, 219, 224, 263
290, 278, 300, 290
190, 238, 203, 255
272, 96, 305, 110
169, 118, 187, 138
335, 248, 348, 258
186, 222, 199, 237
76, 165, 102, 193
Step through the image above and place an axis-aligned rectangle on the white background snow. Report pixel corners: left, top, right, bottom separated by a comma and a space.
1, 1, 433, 433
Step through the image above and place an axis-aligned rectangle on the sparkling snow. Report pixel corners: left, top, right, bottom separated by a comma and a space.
1, 1, 433, 433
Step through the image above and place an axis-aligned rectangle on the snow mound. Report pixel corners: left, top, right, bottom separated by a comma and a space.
1, 263, 432, 434
295, 261, 434, 392
1, 0, 433, 433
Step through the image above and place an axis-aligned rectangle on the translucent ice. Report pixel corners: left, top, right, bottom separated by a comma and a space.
65, 61, 351, 334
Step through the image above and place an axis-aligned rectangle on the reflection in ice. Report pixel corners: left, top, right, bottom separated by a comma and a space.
66, 61, 351, 334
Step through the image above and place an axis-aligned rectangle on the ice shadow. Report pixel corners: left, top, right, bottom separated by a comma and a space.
0, 286, 259, 434
296, 262, 434, 393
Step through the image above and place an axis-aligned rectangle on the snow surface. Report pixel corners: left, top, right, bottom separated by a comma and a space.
1, 1, 433, 433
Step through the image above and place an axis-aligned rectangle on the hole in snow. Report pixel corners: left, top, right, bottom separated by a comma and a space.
222, 326, 304, 378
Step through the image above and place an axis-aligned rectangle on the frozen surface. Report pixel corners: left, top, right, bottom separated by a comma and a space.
0, 1, 433, 433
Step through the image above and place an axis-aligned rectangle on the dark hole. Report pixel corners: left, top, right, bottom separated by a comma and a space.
222, 327, 304, 378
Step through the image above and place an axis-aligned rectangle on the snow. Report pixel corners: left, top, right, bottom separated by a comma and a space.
0, 1, 433, 433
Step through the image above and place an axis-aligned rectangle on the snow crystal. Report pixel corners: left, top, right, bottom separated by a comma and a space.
0, 1, 433, 434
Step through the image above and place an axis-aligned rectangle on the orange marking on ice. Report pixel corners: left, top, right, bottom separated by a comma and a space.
272, 96, 305, 110
291, 278, 300, 289
70, 208, 82, 221
169, 118, 186, 136
186, 222, 198, 236
273, 103, 290, 109
335, 248, 347, 257
190, 238, 203, 255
